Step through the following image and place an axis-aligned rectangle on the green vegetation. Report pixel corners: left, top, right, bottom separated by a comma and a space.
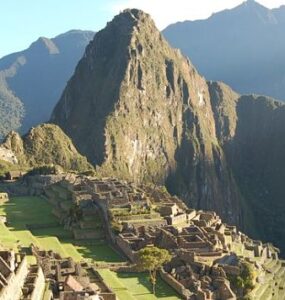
0, 159, 20, 177
0, 196, 122, 263
138, 246, 172, 295
0, 195, 181, 299
240, 262, 256, 292
1, 124, 93, 173
25, 165, 63, 176
229, 262, 256, 297
0, 77, 24, 138
99, 269, 180, 300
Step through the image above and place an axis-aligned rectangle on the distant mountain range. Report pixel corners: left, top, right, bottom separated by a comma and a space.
0, 30, 95, 138
163, 0, 285, 101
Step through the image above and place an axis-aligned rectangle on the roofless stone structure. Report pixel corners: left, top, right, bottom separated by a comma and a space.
43, 174, 285, 299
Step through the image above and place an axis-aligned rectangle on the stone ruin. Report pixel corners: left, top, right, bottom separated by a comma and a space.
0, 250, 45, 300
38, 174, 285, 299
0, 243, 116, 300
31, 245, 116, 300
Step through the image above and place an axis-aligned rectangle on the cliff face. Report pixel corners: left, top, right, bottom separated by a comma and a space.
51, 9, 242, 226
1, 124, 92, 172
209, 81, 285, 252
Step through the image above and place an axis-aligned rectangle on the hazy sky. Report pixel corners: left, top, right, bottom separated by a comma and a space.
0, 0, 284, 58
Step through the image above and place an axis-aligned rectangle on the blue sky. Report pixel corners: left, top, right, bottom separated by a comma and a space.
0, 0, 111, 58
1, 0, 284, 58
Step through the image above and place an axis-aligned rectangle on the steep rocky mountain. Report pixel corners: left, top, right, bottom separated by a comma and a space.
0, 30, 95, 138
0, 124, 92, 173
163, 0, 285, 101
209, 81, 285, 252
51, 9, 243, 227
51, 9, 285, 254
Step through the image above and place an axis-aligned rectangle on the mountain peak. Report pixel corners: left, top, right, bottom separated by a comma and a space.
29, 37, 59, 55
106, 8, 156, 33
238, 0, 270, 12
240, 0, 265, 8
0, 30, 94, 138
51, 8, 243, 227
244, 0, 258, 5
121, 8, 151, 21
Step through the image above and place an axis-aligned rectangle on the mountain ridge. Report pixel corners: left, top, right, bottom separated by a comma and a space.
51, 9, 243, 227
163, 1, 285, 102
51, 9, 285, 254
0, 29, 95, 138
0, 123, 93, 173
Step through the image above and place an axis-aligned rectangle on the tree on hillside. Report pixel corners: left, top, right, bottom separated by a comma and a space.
229, 261, 256, 298
137, 246, 172, 295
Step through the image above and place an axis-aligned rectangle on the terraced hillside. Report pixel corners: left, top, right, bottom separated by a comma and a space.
249, 258, 285, 300
0, 194, 181, 300
43, 175, 285, 300
229, 241, 285, 300
0, 196, 120, 261
1, 174, 285, 299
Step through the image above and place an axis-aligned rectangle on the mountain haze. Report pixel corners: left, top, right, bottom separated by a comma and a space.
163, 0, 285, 101
0, 30, 95, 138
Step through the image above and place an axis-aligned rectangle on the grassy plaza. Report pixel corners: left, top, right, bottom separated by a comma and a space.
0, 195, 181, 299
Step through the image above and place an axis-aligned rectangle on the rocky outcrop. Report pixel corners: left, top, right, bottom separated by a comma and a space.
1, 124, 93, 172
51, 9, 242, 226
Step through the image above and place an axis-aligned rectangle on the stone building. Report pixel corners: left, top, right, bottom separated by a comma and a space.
0, 250, 45, 300
5, 171, 26, 181
32, 246, 117, 300
43, 175, 285, 300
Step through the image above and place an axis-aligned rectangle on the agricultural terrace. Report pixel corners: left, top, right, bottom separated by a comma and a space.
0, 195, 181, 300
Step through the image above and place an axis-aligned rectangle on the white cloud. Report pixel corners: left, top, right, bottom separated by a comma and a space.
108, 0, 285, 29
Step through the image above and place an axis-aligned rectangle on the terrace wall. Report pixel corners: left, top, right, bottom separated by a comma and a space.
116, 236, 138, 263
159, 269, 192, 299
0, 256, 28, 300
29, 267, 45, 300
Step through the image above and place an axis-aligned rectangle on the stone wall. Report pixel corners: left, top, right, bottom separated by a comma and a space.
159, 269, 193, 299
220, 265, 240, 276
116, 235, 138, 263
177, 239, 209, 250
29, 266, 45, 300
0, 256, 29, 300
0, 174, 65, 196
124, 219, 167, 229
91, 268, 118, 300
168, 213, 187, 225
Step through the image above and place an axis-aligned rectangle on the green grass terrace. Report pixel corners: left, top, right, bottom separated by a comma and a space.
0, 195, 182, 299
